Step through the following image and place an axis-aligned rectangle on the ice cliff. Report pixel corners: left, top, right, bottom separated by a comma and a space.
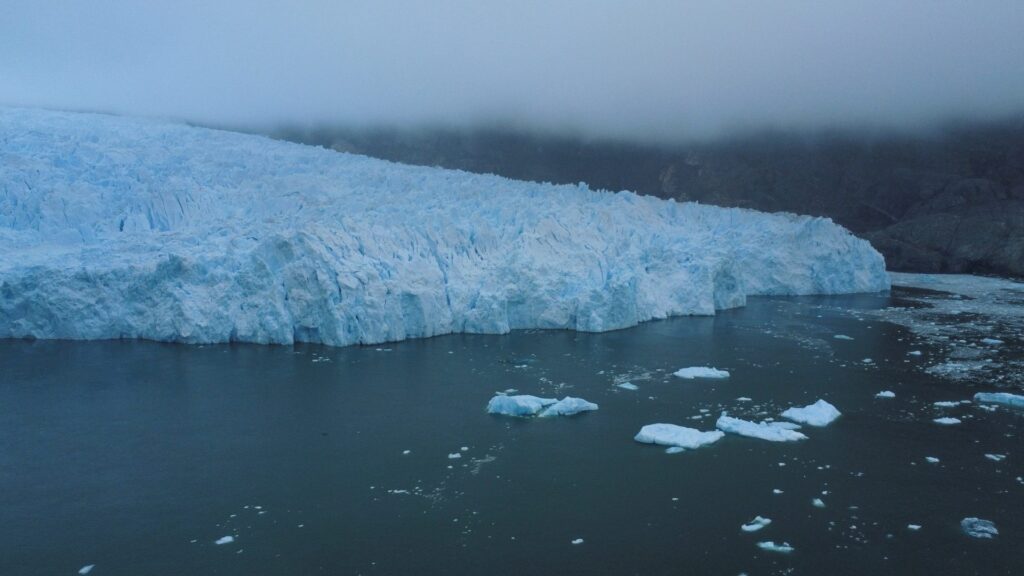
0, 108, 890, 346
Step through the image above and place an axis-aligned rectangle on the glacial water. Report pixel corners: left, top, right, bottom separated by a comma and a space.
1, 292, 1021, 576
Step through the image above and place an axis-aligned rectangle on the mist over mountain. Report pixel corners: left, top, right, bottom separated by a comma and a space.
273, 118, 1024, 277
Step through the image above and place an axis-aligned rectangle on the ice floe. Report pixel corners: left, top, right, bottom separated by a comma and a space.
741, 516, 772, 532
78, 566, 95, 575
875, 390, 896, 399
215, 536, 235, 545
781, 399, 841, 427
634, 424, 725, 450
673, 367, 730, 379
960, 517, 998, 539
757, 541, 795, 554
932, 417, 962, 425
716, 414, 808, 442
538, 397, 599, 417
974, 392, 1024, 410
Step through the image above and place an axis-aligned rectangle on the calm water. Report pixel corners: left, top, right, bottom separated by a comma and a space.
1, 294, 1021, 575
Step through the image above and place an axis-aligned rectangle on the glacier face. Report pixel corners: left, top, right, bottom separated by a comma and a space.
0, 108, 890, 346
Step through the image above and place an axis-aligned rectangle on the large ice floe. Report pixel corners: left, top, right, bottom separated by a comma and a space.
0, 108, 889, 346
486, 395, 597, 418
781, 399, 841, 427
716, 414, 808, 442
634, 424, 725, 450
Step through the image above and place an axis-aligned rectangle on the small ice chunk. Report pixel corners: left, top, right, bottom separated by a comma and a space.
736, 397, 752, 402
933, 417, 961, 425
933, 401, 959, 408
812, 498, 826, 508
833, 334, 854, 340
716, 414, 808, 442
908, 350, 922, 356
79, 566, 95, 575
960, 517, 998, 539
448, 453, 462, 459
486, 394, 557, 417
984, 454, 1006, 462
571, 538, 584, 545
772, 489, 784, 494
460, 446, 469, 451
925, 456, 940, 463
907, 524, 922, 531
616, 382, 639, 391
402, 450, 411, 455
974, 392, 1024, 410
634, 423, 725, 450
781, 399, 841, 427
665, 446, 686, 454
741, 516, 772, 532
980, 338, 1003, 345
215, 536, 235, 545
674, 366, 730, 379
538, 397, 599, 417
875, 390, 895, 399
862, 358, 873, 363
756, 541, 794, 554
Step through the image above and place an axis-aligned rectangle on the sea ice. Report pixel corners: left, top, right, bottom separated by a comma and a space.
974, 392, 1024, 410
781, 399, 841, 427
933, 417, 961, 425
634, 424, 725, 450
716, 414, 808, 442
538, 397, 599, 417
756, 541, 795, 554
486, 395, 556, 417
673, 367, 730, 379
0, 108, 890, 347
960, 518, 998, 539
741, 516, 772, 532
875, 391, 895, 398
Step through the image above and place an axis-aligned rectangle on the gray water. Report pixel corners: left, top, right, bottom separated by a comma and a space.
1, 293, 1021, 575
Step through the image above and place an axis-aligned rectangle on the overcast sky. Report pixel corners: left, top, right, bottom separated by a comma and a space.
2, 1, 1023, 141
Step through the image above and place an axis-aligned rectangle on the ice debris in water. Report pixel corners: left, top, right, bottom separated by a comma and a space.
571, 538, 584, 545
875, 390, 895, 399
448, 453, 462, 460
812, 498, 826, 508
616, 382, 639, 391
907, 524, 922, 531
781, 399, 841, 427
741, 516, 772, 532
933, 417, 962, 425
486, 395, 597, 417
933, 401, 960, 408
538, 397, 599, 417
984, 454, 1006, 462
974, 392, 1024, 410
757, 541, 795, 554
925, 456, 940, 464
0, 108, 889, 347
79, 566, 95, 575
960, 518, 998, 539
673, 367, 730, 379
716, 414, 808, 442
634, 424, 725, 450
215, 536, 235, 545
980, 338, 1003, 345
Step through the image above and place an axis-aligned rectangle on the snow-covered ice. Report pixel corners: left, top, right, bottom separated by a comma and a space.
716, 414, 808, 442
756, 541, 795, 554
741, 516, 772, 532
781, 399, 841, 427
538, 397, 599, 417
960, 518, 998, 539
634, 424, 725, 450
875, 390, 895, 399
0, 108, 890, 346
974, 392, 1024, 410
933, 417, 962, 425
674, 367, 730, 379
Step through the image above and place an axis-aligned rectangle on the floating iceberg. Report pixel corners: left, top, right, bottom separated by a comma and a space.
741, 516, 772, 532
674, 367, 730, 379
756, 541, 794, 554
634, 424, 725, 450
538, 397, 599, 417
875, 391, 895, 399
973, 392, 1024, 410
0, 108, 890, 346
960, 517, 998, 539
486, 395, 596, 417
716, 414, 808, 442
781, 399, 841, 427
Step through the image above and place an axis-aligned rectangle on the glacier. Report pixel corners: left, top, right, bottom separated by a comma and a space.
0, 108, 890, 346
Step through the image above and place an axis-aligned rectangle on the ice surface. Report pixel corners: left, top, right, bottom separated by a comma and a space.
960, 517, 998, 539
974, 392, 1024, 410
0, 108, 890, 347
756, 541, 794, 554
933, 417, 961, 425
875, 391, 895, 398
741, 516, 772, 532
634, 423, 725, 450
538, 397, 599, 417
716, 414, 808, 442
486, 395, 557, 417
780, 399, 841, 427
215, 536, 235, 545
673, 367, 730, 379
